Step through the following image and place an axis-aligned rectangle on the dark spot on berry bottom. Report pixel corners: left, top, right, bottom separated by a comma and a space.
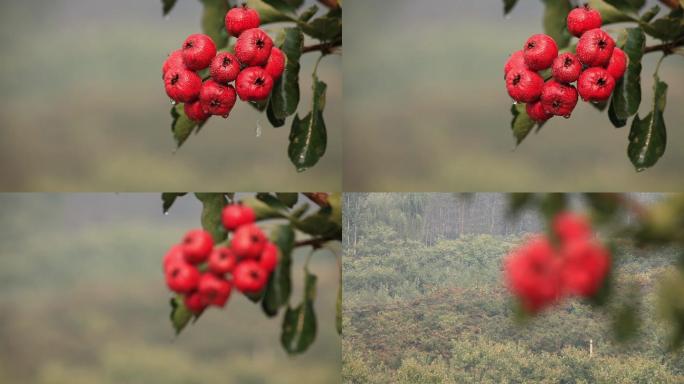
527, 42, 535, 50
185, 42, 193, 49
598, 40, 607, 49
597, 78, 606, 86
211, 99, 220, 107
256, 39, 265, 48
564, 57, 573, 67
223, 57, 232, 67
171, 74, 179, 85
512, 74, 521, 86
255, 77, 265, 86
552, 100, 561, 109
251, 235, 260, 242
250, 270, 260, 279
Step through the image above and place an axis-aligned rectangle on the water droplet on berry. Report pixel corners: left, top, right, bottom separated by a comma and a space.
255, 121, 262, 137
170, 100, 177, 105
222, 114, 229, 119
563, 114, 571, 119
512, 101, 518, 105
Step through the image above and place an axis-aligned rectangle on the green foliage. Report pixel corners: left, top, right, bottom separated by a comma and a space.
288, 73, 328, 172
281, 268, 318, 354
628, 72, 668, 171
510, 103, 536, 146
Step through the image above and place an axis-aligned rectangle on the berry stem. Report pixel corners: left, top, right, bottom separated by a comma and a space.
302, 39, 342, 54
644, 37, 684, 55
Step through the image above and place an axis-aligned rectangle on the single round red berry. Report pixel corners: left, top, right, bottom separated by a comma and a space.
164, 68, 202, 103
184, 292, 207, 314
504, 50, 527, 76
165, 262, 201, 293
235, 28, 273, 66
505, 68, 544, 103
198, 273, 232, 307
210, 52, 241, 84
221, 204, 256, 231
225, 4, 260, 37
605, 47, 627, 80
162, 50, 185, 75
553, 212, 592, 244
199, 80, 237, 117
567, 5, 602, 38
163, 244, 186, 273
182, 33, 217, 71
540, 80, 578, 117
523, 34, 558, 71
258, 242, 279, 273
184, 100, 210, 123
181, 229, 214, 264
505, 237, 561, 313
234, 260, 268, 293
526, 101, 553, 123
551, 53, 582, 84
560, 240, 610, 297
577, 67, 615, 102
236, 67, 274, 101
231, 224, 267, 259
263, 47, 286, 80
208, 247, 238, 275
576, 29, 615, 67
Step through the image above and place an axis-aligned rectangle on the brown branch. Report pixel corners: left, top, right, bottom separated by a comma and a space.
317, 0, 340, 9
644, 37, 684, 54
302, 39, 342, 54
303, 193, 331, 207
658, 0, 681, 9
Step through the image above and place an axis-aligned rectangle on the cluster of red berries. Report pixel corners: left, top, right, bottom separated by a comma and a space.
162, 204, 279, 314
162, 5, 285, 122
504, 5, 627, 122
505, 212, 611, 313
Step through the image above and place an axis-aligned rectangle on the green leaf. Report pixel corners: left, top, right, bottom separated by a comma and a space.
242, 197, 288, 220
271, 28, 304, 121
588, 0, 639, 24
281, 269, 317, 354
608, 94, 628, 128
246, 0, 297, 24
170, 296, 193, 335
507, 193, 534, 217
327, 193, 342, 226
510, 103, 535, 146
267, 99, 286, 127
628, 74, 668, 171
276, 193, 299, 208
641, 8, 684, 40
542, 0, 572, 49
256, 192, 291, 211
195, 193, 228, 242
299, 5, 319, 22
540, 193, 567, 226
171, 104, 200, 149
503, 0, 519, 15
200, 0, 230, 49
299, 10, 342, 41
262, 225, 295, 317
610, 28, 645, 122
639, 5, 660, 22
162, 0, 178, 16
162, 193, 187, 214
288, 74, 327, 172
604, 0, 645, 14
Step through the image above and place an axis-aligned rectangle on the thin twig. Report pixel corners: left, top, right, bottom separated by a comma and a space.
303, 193, 331, 208
302, 39, 342, 54
317, 0, 340, 9
658, 0, 681, 10
644, 38, 684, 54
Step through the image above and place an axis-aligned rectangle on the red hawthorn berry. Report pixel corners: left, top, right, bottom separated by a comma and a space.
163, 244, 186, 273
231, 224, 267, 259
236, 67, 274, 101
235, 28, 273, 66
504, 50, 527, 76
526, 101, 553, 123
181, 33, 217, 71
505, 236, 561, 313
184, 100, 210, 123
199, 80, 237, 117
505, 68, 544, 103
164, 68, 202, 103
198, 273, 232, 307
540, 80, 578, 117
553, 212, 592, 244
225, 4, 260, 37
577, 67, 616, 102
263, 47, 286, 80
210, 52, 241, 84
165, 262, 201, 293
551, 53, 582, 84
181, 229, 214, 264
258, 242, 279, 273
567, 5, 602, 38
576, 29, 615, 67
221, 204, 256, 231
523, 34, 558, 71
162, 49, 185, 75
605, 47, 627, 80
560, 240, 611, 297
184, 292, 207, 314
233, 260, 269, 293
208, 247, 238, 275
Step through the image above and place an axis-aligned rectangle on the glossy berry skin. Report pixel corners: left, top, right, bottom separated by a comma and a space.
235, 28, 273, 66
263, 47, 286, 80
210, 52, 241, 84
221, 204, 256, 231
163, 245, 186, 272
199, 80, 237, 116
164, 68, 202, 103
505, 68, 544, 103
258, 242, 279, 273
577, 67, 616, 102
231, 224, 267, 259
523, 34, 558, 71
526, 101, 553, 123
184, 100, 210, 123
540, 80, 578, 117
162, 50, 185, 75
198, 273, 232, 307
567, 6, 602, 38
184, 292, 207, 314
233, 260, 269, 293
560, 240, 610, 297
605, 47, 627, 80
225, 5, 260, 37
208, 247, 238, 275
553, 212, 592, 244
182, 34, 216, 71
165, 262, 201, 294
181, 229, 214, 264
505, 237, 561, 313
236, 67, 274, 101
576, 29, 615, 67
504, 50, 526, 76
551, 53, 582, 84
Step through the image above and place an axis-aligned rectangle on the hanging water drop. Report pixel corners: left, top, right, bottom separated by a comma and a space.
164, 15, 170, 21
512, 101, 518, 105
222, 114, 229, 119
563, 114, 571, 119
164, 211, 169, 216
170, 100, 177, 105
255, 121, 262, 137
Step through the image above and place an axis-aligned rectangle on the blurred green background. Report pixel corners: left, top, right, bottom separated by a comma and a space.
0, 193, 340, 384
0, 1, 341, 191
344, 1, 684, 191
